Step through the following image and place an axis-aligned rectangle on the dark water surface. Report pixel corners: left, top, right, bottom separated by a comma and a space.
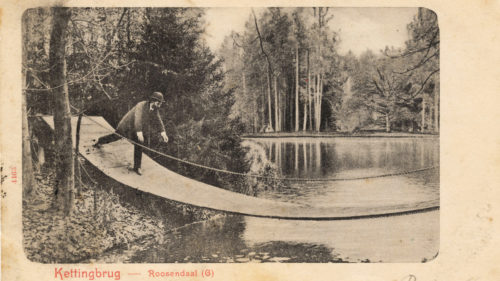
130, 137, 439, 263
247, 137, 439, 208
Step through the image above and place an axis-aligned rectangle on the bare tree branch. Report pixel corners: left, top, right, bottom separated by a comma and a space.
385, 39, 439, 59
410, 68, 439, 98
394, 51, 439, 74
252, 9, 273, 74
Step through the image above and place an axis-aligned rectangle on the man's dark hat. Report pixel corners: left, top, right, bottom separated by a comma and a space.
150, 92, 164, 103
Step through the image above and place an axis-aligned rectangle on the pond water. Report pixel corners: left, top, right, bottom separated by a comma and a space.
129, 137, 439, 263
248, 137, 439, 209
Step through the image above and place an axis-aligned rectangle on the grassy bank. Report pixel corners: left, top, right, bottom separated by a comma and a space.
22, 164, 219, 263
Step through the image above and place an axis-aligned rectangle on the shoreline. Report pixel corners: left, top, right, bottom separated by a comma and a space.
243, 132, 439, 139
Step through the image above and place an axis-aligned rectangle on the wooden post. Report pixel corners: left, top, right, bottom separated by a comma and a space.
75, 114, 83, 196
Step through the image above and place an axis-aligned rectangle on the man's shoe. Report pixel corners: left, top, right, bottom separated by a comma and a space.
92, 139, 102, 148
133, 168, 143, 176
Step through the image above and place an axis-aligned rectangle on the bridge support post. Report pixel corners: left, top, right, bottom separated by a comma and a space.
75, 113, 83, 196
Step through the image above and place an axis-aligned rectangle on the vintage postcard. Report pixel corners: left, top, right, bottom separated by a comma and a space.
1, 0, 499, 281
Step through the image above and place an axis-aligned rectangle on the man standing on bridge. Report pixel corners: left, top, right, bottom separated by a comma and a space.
93, 92, 169, 175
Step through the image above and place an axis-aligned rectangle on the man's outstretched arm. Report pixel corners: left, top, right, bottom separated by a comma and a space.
156, 110, 168, 143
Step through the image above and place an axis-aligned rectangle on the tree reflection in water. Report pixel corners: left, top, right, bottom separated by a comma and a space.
253, 137, 438, 179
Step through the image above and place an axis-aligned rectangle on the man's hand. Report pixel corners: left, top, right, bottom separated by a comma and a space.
137, 131, 145, 143
161, 131, 169, 143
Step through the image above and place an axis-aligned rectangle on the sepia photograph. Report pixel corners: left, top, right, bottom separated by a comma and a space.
19, 6, 441, 264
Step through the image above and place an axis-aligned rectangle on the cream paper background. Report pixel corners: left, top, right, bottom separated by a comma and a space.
1, 0, 499, 280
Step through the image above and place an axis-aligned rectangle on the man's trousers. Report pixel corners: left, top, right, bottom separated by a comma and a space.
96, 133, 143, 170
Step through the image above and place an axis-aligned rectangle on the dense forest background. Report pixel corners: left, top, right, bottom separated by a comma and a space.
220, 7, 439, 134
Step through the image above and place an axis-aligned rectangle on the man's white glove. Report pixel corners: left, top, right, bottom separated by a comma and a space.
137, 131, 145, 143
161, 131, 169, 143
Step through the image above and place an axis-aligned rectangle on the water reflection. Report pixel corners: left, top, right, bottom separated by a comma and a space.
130, 215, 338, 263
130, 137, 439, 263
130, 211, 439, 263
245, 137, 439, 208
254, 137, 439, 178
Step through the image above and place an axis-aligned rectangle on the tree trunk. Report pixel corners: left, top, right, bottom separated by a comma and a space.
75, 114, 83, 196
281, 78, 285, 131
302, 95, 308, 131
434, 85, 439, 133
126, 9, 131, 44
421, 96, 426, 133
314, 76, 318, 131
295, 44, 299, 132
280, 79, 285, 132
22, 14, 35, 198
242, 72, 255, 132
260, 78, 265, 131
315, 8, 324, 132
315, 74, 322, 132
385, 113, 390, 132
319, 74, 323, 131
289, 84, 293, 130
315, 75, 319, 132
22, 86, 34, 198
307, 50, 312, 131
50, 7, 74, 216
274, 76, 279, 132
312, 75, 316, 131
253, 10, 274, 131
267, 74, 273, 130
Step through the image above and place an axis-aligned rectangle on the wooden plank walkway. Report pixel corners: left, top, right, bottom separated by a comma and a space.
41, 116, 439, 220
